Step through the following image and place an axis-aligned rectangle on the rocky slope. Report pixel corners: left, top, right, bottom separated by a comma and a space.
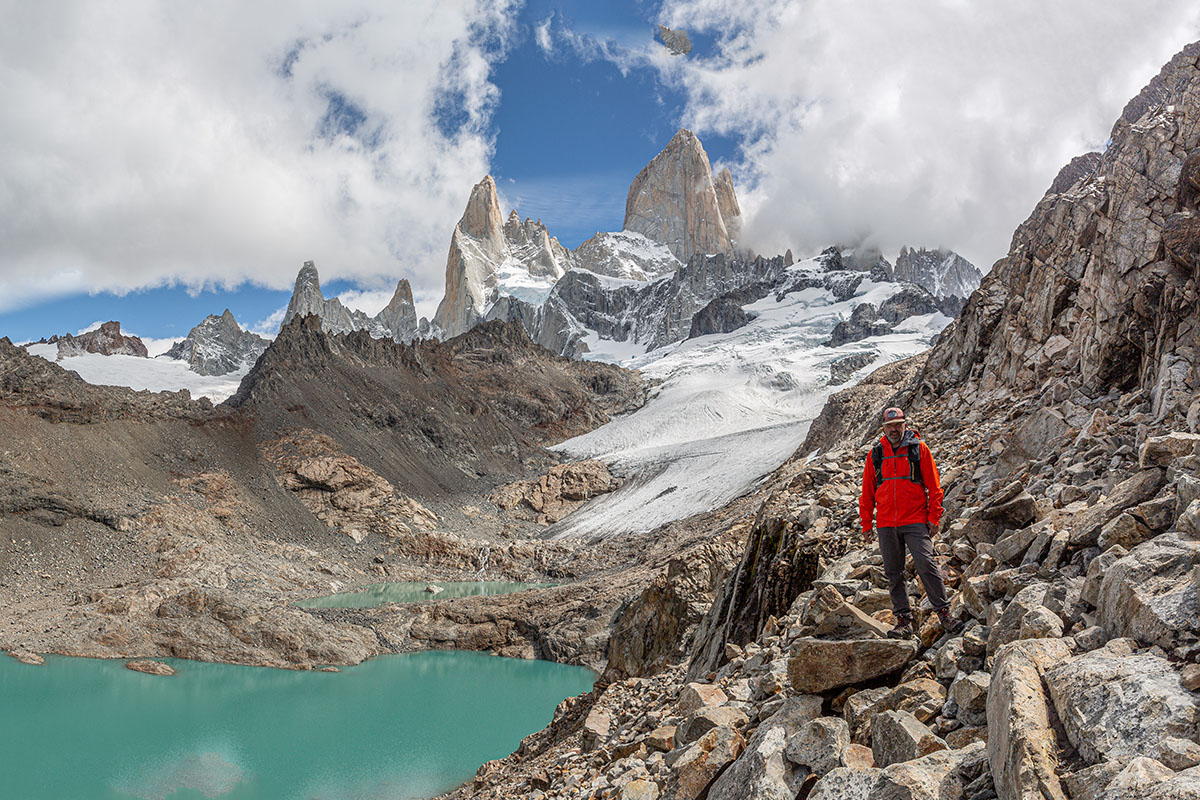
0, 316, 648, 669
165, 309, 270, 376
446, 41, 1200, 800
890, 246, 984, 306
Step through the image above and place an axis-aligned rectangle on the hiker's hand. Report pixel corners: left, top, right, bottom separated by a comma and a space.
929, 522, 940, 540
863, 528, 875, 545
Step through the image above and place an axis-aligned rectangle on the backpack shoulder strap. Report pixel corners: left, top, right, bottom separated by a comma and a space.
870, 441, 884, 486
908, 436, 924, 485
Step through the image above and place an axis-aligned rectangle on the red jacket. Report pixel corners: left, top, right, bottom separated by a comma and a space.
860, 433, 943, 532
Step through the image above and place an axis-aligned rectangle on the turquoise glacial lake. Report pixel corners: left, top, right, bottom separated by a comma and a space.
0, 651, 594, 799
296, 581, 555, 609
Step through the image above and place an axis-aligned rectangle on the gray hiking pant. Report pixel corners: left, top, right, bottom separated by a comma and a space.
878, 523, 948, 615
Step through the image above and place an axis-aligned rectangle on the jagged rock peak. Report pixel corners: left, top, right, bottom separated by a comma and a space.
165, 309, 270, 377
892, 247, 982, 302
56, 321, 148, 359
623, 128, 740, 263
282, 261, 420, 344
459, 175, 505, 246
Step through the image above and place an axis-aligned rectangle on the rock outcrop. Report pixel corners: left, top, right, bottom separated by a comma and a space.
623, 129, 740, 263
53, 321, 148, 358
282, 261, 421, 343
165, 309, 270, 376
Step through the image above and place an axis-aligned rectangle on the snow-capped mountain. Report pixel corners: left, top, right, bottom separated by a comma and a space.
890, 246, 983, 304
164, 309, 270, 376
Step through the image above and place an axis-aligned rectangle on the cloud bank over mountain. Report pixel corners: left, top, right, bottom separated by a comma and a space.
0, 0, 517, 313
657, 0, 1200, 269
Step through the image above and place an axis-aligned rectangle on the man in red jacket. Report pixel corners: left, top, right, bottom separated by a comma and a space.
860, 407, 962, 638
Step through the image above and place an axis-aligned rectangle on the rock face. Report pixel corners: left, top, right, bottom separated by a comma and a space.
623, 129, 740, 263
891, 247, 983, 305
924, 42, 1200, 421
282, 261, 420, 343
574, 231, 679, 281
165, 309, 270, 376
54, 321, 148, 358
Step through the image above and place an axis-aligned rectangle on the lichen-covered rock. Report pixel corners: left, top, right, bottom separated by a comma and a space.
666, 725, 746, 800
987, 638, 1072, 800
1045, 649, 1200, 764
1096, 530, 1200, 648
786, 717, 851, 778
807, 767, 881, 800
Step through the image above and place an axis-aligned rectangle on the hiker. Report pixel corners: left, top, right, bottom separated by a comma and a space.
859, 407, 962, 638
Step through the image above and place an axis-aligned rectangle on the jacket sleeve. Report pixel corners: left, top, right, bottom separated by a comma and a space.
921, 441, 944, 527
859, 455, 876, 533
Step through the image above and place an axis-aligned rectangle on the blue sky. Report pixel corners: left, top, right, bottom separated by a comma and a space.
2, 1, 1198, 344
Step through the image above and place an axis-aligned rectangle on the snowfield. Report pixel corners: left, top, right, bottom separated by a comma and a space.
549, 280, 950, 538
24, 343, 249, 403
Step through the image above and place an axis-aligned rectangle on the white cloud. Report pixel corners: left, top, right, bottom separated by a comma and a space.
534, 16, 554, 54
249, 306, 288, 339
657, 0, 1200, 270
0, 0, 519, 314
336, 288, 396, 317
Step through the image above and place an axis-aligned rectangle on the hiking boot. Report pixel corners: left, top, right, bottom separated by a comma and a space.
938, 608, 963, 636
888, 613, 915, 639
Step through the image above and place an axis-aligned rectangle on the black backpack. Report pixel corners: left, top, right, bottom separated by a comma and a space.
871, 429, 924, 487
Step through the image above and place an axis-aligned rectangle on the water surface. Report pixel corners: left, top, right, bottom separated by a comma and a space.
0, 651, 594, 799
296, 581, 555, 609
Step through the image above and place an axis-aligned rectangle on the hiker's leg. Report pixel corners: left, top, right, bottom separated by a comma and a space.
902, 523, 949, 612
877, 526, 910, 615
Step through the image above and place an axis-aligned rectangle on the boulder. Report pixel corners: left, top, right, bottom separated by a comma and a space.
646, 726, 677, 752
1098, 512, 1154, 551
987, 583, 1049, 657
1018, 606, 1064, 641
1062, 761, 1128, 800
786, 716, 851, 778
677, 683, 728, 714
983, 491, 1039, 530
667, 725, 746, 800
583, 706, 613, 750
788, 638, 919, 694
842, 743, 877, 769
707, 718, 802, 800
1045, 649, 1200, 764
987, 638, 1073, 800
677, 706, 749, 746
871, 710, 947, 768
620, 779, 661, 800
1082, 545, 1128, 607
125, 659, 175, 676
869, 743, 986, 800
1096, 530, 1200, 648
1070, 469, 1167, 546
1096, 758, 1175, 800
949, 671, 991, 728
1139, 433, 1200, 468
807, 767, 881, 800
848, 679, 948, 744
844, 687, 891, 744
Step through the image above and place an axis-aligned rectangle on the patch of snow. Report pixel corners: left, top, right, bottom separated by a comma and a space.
549, 280, 946, 538
23, 346, 247, 403
494, 258, 559, 306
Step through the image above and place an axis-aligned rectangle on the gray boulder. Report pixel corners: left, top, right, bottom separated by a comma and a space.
786, 717, 850, 778
870, 710, 947, 768
987, 638, 1073, 800
1045, 649, 1200, 764
1096, 530, 1200, 648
